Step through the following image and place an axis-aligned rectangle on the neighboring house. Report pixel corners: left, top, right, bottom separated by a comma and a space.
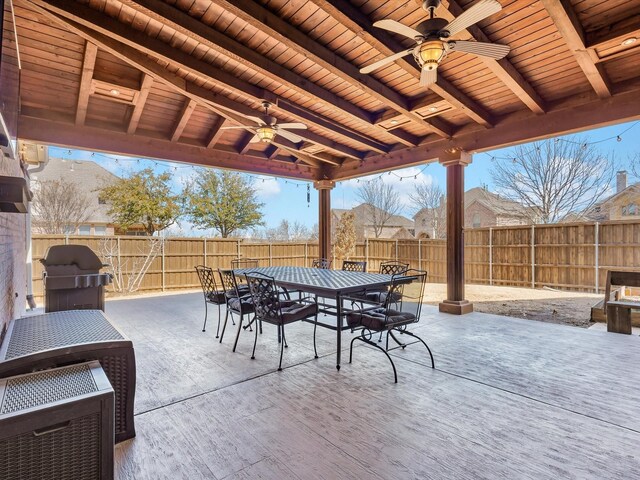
332, 203, 415, 241
414, 187, 531, 238
580, 171, 640, 222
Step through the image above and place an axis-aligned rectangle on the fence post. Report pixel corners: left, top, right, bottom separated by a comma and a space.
489, 228, 493, 286
161, 239, 166, 292
304, 243, 308, 267
365, 238, 369, 266
531, 225, 535, 289
237, 239, 241, 259
269, 243, 273, 266
203, 238, 207, 267
395, 239, 399, 261
595, 222, 599, 293
418, 238, 422, 271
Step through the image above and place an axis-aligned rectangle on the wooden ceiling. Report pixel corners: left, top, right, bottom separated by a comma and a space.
13, 0, 640, 181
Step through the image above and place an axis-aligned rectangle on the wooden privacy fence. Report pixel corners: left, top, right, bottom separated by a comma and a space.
31, 220, 640, 301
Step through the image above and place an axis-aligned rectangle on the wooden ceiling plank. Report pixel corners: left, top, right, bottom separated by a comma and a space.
170, 98, 197, 141
117, 0, 419, 146
540, 0, 612, 98
217, 0, 453, 138
29, 0, 365, 160
75, 41, 97, 125
587, 14, 640, 49
19, 115, 316, 180
437, 0, 546, 114
205, 117, 226, 148
311, 0, 495, 126
127, 73, 153, 134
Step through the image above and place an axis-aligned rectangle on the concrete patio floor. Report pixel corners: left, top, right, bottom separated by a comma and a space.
104, 292, 640, 479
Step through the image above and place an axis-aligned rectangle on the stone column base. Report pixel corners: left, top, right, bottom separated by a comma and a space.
438, 299, 474, 315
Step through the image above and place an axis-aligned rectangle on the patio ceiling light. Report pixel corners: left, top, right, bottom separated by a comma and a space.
418, 40, 447, 70
109, 88, 120, 96
622, 37, 637, 46
256, 126, 276, 143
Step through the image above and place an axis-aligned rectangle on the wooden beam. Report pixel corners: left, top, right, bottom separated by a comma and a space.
236, 132, 255, 155
217, 0, 453, 138
32, 0, 377, 158
171, 98, 197, 142
206, 117, 226, 148
30, 2, 361, 166
265, 145, 279, 159
127, 74, 153, 135
19, 115, 316, 180
75, 41, 97, 125
311, 0, 496, 126
334, 83, 640, 180
586, 14, 640, 49
437, 0, 546, 114
540, 0, 612, 98
116, 0, 419, 147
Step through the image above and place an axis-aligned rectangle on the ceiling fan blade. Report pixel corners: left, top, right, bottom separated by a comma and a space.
373, 19, 421, 40
360, 48, 414, 74
443, 0, 503, 37
276, 122, 307, 130
249, 134, 261, 143
247, 115, 265, 125
447, 40, 510, 59
420, 67, 438, 87
277, 128, 304, 144
220, 125, 255, 130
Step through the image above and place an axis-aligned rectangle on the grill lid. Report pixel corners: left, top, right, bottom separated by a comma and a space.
41, 245, 105, 271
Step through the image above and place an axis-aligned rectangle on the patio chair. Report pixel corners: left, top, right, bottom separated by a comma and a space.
312, 258, 332, 269
218, 269, 255, 347
244, 272, 319, 371
346, 270, 433, 383
195, 265, 227, 337
231, 258, 259, 269
342, 260, 367, 272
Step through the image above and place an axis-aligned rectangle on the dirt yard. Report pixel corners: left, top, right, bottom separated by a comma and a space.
424, 284, 602, 328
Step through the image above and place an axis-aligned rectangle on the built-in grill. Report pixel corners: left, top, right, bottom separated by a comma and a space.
41, 245, 112, 313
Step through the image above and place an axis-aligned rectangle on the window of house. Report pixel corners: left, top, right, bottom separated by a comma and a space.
63, 225, 75, 235
472, 213, 481, 228
622, 203, 639, 216
94, 226, 107, 236
78, 225, 91, 235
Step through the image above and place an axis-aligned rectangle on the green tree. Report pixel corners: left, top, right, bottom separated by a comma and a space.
99, 168, 181, 236
185, 169, 264, 238
333, 212, 356, 261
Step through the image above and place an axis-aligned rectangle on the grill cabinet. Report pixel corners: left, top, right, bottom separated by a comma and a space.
0, 361, 114, 480
41, 245, 112, 313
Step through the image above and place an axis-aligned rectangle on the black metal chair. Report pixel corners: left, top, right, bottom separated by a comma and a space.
231, 258, 259, 269
195, 265, 227, 337
342, 260, 367, 272
312, 258, 331, 269
346, 270, 433, 383
244, 272, 319, 371
218, 269, 255, 348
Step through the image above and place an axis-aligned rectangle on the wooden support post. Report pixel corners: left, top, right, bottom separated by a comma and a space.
595, 222, 599, 293
314, 180, 335, 263
531, 225, 535, 288
439, 151, 473, 315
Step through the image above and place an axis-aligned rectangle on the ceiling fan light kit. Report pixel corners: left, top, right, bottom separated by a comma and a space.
360, 0, 510, 87
256, 126, 276, 143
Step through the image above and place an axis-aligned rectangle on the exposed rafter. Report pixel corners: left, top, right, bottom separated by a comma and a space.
436, 0, 547, 114
310, 0, 496, 126
206, 117, 227, 148
540, 0, 612, 98
216, 0, 453, 138
75, 41, 97, 125
586, 14, 640, 49
236, 132, 255, 155
116, 0, 420, 147
170, 98, 197, 142
127, 73, 153, 135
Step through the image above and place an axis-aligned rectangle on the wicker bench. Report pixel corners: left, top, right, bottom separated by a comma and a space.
0, 310, 136, 443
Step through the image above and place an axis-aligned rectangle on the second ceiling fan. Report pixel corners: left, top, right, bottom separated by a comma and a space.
360, 0, 511, 86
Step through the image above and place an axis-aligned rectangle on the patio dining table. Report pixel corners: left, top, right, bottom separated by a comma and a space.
233, 266, 395, 370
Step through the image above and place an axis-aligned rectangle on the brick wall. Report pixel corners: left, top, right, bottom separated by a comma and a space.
0, 156, 27, 332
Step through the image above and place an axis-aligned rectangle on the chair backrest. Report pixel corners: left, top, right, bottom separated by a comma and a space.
218, 269, 240, 297
231, 258, 259, 269
386, 269, 428, 322
604, 270, 640, 310
379, 261, 409, 275
342, 260, 367, 272
195, 265, 218, 297
245, 272, 282, 324
312, 258, 331, 269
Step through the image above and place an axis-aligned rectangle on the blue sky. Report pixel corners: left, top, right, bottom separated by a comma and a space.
49, 120, 639, 233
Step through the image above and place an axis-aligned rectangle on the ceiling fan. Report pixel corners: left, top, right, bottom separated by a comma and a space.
360, 0, 511, 87
221, 101, 307, 144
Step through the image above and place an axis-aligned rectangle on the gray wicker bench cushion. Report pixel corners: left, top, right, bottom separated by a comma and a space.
0, 310, 136, 443
346, 308, 416, 331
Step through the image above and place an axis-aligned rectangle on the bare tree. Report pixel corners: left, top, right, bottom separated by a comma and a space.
356, 179, 402, 238
631, 153, 640, 179
31, 179, 95, 234
333, 212, 356, 261
492, 138, 616, 223
409, 181, 446, 238
98, 237, 163, 294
